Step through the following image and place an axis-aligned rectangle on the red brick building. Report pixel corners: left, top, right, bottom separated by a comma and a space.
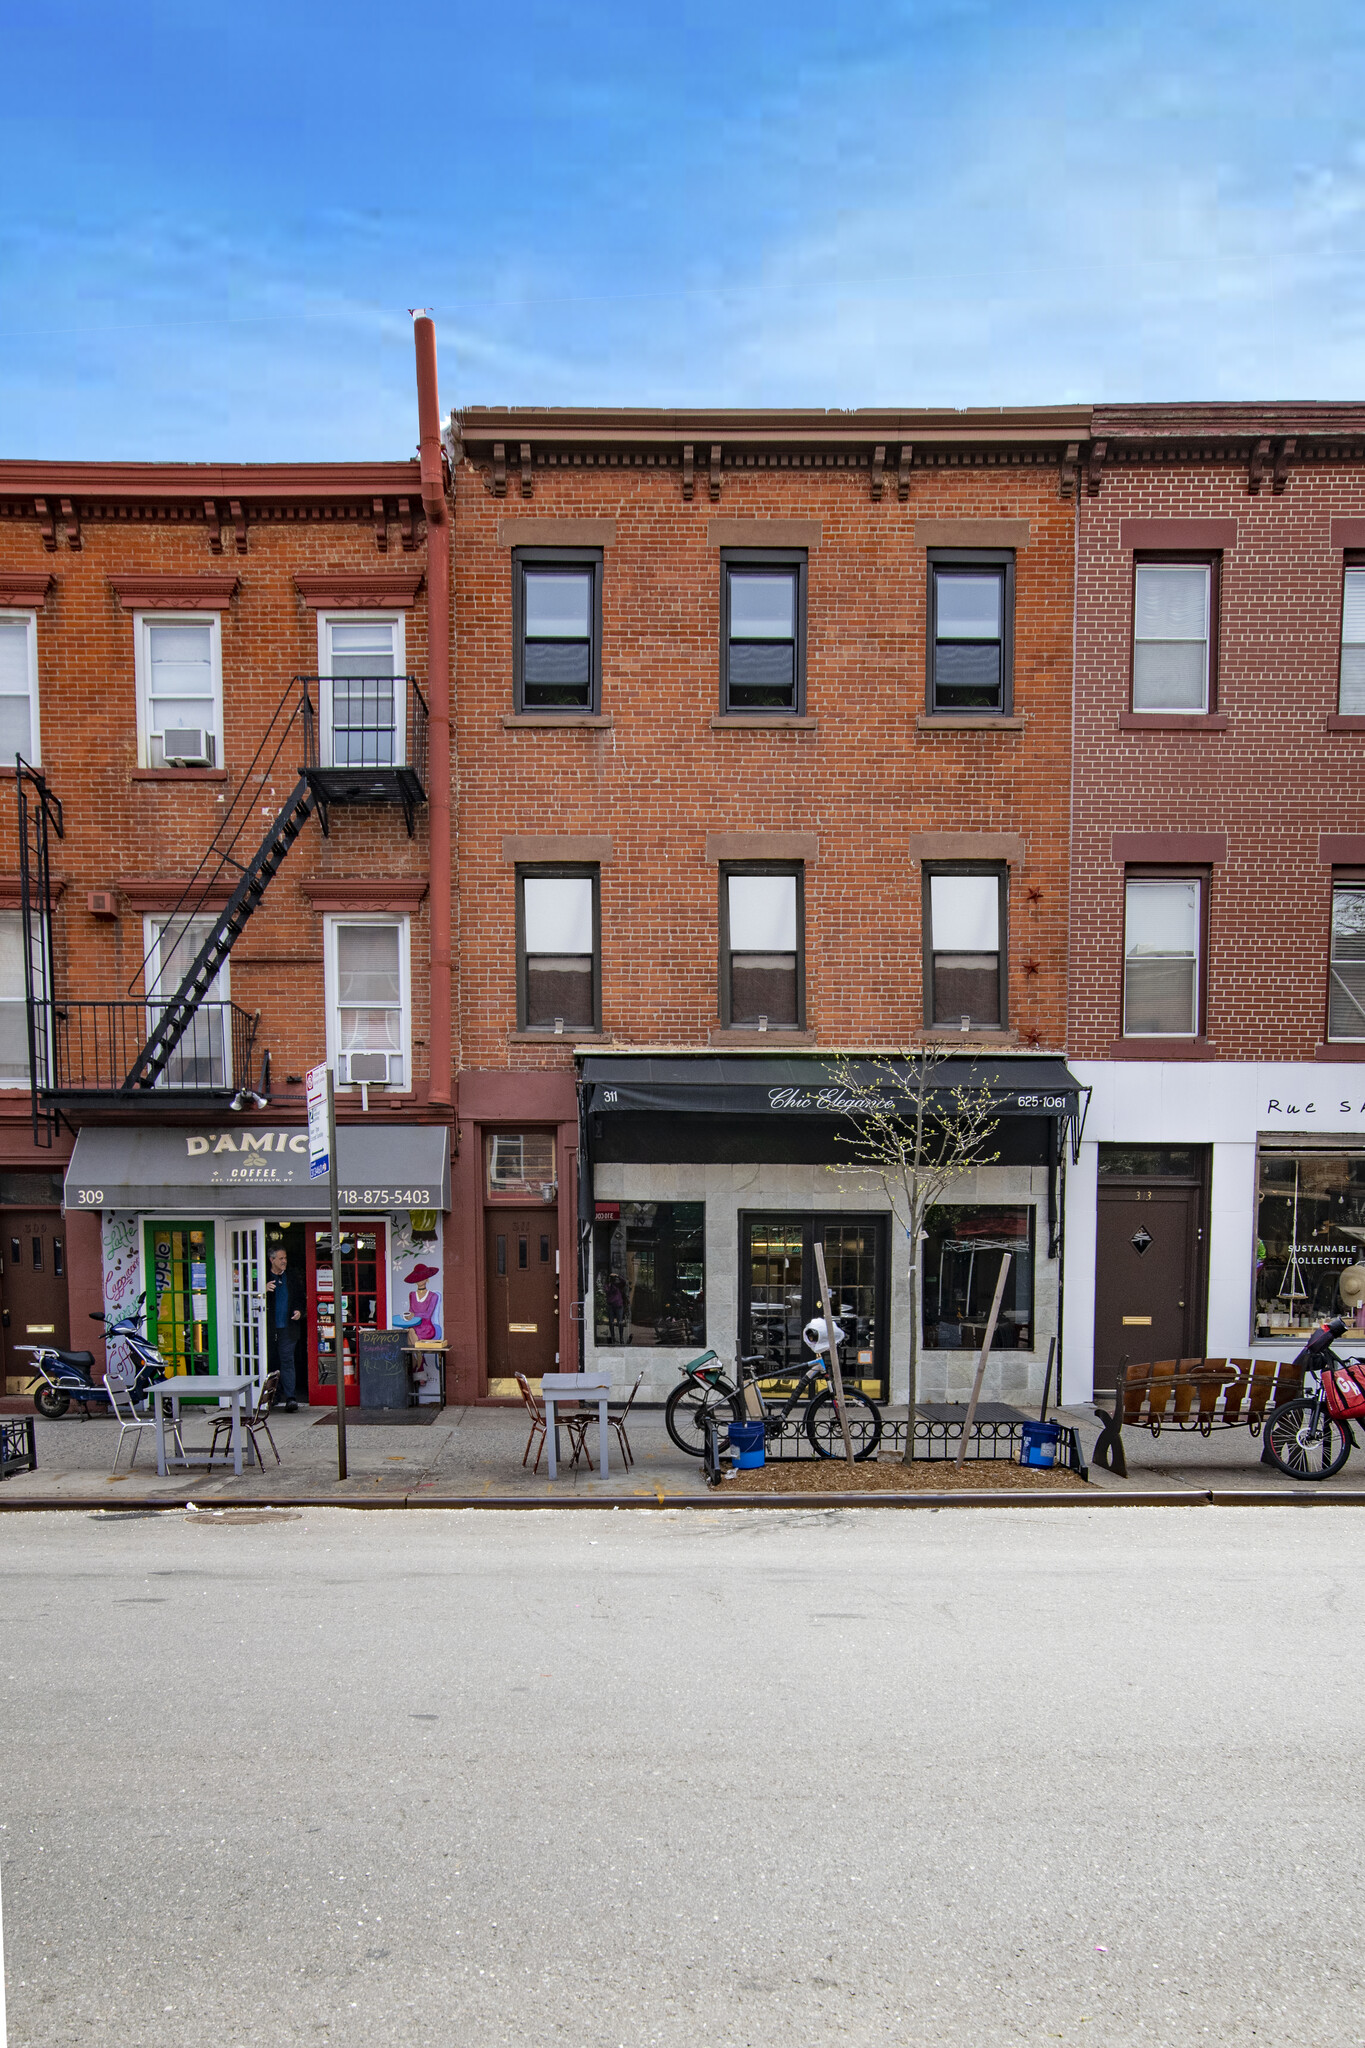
1064, 405, 1365, 1395
0, 381, 454, 1409
448, 406, 1088, 1409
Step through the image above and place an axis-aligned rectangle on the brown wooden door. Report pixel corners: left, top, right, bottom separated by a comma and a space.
485, 1210, 559, 1389
1, 1210, 71, 1389
1094, 1184, 1204, 1393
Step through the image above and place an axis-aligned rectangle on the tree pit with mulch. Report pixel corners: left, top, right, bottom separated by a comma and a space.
727, 1456, 1087, 1493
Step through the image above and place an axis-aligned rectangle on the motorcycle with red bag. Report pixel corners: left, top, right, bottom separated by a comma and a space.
1263, 1315, 1365, 1480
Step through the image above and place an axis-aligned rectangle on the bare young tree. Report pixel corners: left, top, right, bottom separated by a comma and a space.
825, 1049, 1000, 1463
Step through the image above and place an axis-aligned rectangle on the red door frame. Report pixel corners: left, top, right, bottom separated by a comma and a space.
305, 1221, 387, 1407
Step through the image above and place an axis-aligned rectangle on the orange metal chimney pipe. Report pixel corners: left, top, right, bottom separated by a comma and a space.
414, 316, 452, 1109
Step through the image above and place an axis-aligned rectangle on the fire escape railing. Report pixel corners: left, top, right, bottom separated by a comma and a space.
18, 670, 430, 1115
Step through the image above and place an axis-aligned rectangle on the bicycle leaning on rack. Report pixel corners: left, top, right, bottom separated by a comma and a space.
664, 1337, 883, 1463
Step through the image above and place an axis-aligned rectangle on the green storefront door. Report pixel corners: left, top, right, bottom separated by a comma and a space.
145, 1222, 218, 1377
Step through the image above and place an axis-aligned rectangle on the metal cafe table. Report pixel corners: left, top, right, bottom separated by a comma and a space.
150, 1375, 254, 1477
540, 1372, 613, 1478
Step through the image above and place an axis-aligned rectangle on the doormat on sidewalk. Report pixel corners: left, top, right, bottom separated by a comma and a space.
312, 1407, 445, 1427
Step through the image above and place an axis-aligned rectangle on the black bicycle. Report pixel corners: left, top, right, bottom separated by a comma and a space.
665, 1347, 883, 1461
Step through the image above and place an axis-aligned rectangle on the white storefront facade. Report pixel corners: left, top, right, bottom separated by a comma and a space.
1065, 1060, 1365, 1401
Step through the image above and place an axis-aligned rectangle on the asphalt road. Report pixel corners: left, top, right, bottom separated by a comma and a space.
3, 1504, 1363, 2047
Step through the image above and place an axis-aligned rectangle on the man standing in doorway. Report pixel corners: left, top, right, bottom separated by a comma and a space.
265, 1245, 303, 1411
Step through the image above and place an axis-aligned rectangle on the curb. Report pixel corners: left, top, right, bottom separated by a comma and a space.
5, 1486, 1365, 1512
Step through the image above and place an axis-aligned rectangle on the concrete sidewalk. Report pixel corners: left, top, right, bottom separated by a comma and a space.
4, 1397, 1365, 1507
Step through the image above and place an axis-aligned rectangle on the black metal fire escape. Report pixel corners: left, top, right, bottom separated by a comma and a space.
18, 673, 427, 1126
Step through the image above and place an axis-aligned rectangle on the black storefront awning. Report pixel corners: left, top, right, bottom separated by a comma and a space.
581, 1053, 1084, 1125
64, 1122, 452, 1215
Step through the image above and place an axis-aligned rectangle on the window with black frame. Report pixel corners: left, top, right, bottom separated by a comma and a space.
721, 553, 805, 713
514, 550, 601, 712
517, 867, 599, 1032
922, 1204, 1034, 1349
928, 553, 1013, 713
924, 868, 1005, 1028
593, 1201, 706, 1347
722, 866, 803, 1028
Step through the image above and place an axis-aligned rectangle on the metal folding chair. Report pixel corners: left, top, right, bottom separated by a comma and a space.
514, 1372, 592, 1474
207, 1371, 282, 1470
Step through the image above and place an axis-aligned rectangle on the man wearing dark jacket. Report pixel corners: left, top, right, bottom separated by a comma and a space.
265, 1246, 304, 1410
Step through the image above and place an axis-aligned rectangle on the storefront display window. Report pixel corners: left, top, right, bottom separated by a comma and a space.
593, 1201, 705, 1347
1255, 1149, 1365, 1340
922, 1204, 1034, 1350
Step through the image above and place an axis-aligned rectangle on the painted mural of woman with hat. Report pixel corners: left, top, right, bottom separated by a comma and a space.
394, 1262, 442, 1344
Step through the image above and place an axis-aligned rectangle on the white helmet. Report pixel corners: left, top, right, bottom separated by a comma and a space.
803, 1316, 839, 1355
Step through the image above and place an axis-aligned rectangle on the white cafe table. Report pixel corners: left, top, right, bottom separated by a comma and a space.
150, 1375, 254, 1477
540, 1373, 612, 1479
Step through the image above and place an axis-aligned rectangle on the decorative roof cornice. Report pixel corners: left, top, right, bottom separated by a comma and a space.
0, 460, 421, 504
456, 405, 1092, 450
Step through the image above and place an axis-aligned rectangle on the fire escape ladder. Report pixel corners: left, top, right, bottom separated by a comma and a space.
121, 775, 317, 1093
16, 758, 64, 1145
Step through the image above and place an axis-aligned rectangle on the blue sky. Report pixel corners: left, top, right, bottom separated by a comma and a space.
4, 0, 1365, 458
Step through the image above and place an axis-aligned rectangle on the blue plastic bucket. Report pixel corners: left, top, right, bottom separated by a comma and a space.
727, 1421, 766, 1469
1019, 1420, 1061, 1468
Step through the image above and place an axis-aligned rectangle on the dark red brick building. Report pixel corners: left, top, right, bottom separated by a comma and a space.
448, 406, 1087, 1409
0, 420, 454, 1407
1064, 405, 1365, 1395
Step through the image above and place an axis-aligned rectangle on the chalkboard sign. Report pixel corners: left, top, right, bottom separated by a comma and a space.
358, 1328, 412, 1410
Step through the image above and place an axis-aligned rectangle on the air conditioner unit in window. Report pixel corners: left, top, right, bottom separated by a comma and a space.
340, 1050, 397, 1086
160, 727, 214, 766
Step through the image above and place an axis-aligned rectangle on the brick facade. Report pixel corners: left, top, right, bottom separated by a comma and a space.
449, 409, 1085, 1401
0, 462, 449, 1385
1069, 405, 1365, 1062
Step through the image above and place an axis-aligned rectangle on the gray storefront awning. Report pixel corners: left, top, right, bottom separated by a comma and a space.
64, 1122, 451, 1215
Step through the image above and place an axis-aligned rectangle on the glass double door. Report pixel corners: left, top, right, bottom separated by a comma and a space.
739, 1213, 889, 1400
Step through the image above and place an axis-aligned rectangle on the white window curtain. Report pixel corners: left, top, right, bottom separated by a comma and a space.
1132, 566, 1210, 712
146, 913, 229, 1086
0, 912, 30, 1086
1329, 885, 1365, 1040
1124, 879, 1200, 1036
522, 875, 594, 1030
335, 923, 405, 1081
0, 617, 36, 764
146, 621, 217, 764
323, 618, 401, 768
1341, 571, 1365, 714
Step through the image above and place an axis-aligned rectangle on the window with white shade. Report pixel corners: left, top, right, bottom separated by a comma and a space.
1340, 568, 1365, 714
722, 553, 806, 713
514, 551, 601, 713
1123, 877, 1203, 1037
0, 613, 39, 765
925, 869, 1006, 1028
319, 614, 404, 767
722, 867, 803, 1028
1132, 563, 1212, 712
1328, 882, 1365, 1040
928, 554, 1013, 714
135, 614, 223, 767
518, 868, 599, 1032
325, 917, 410, 1089
0, 912, 30, 1086
144, 913, 230, 1087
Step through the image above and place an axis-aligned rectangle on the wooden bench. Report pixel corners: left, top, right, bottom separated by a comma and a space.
1091, 1356, 1304, 1477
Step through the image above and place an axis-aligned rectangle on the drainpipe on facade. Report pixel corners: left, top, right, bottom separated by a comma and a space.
414, 316, 452, 1111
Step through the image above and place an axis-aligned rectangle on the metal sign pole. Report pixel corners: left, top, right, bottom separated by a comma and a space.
307, 1060, 346, 1481
812, 1241, 854, 1465
327, 1068, 347, 1481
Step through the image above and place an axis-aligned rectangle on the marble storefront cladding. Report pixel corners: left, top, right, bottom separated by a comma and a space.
586, 1159, 1060, 1406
